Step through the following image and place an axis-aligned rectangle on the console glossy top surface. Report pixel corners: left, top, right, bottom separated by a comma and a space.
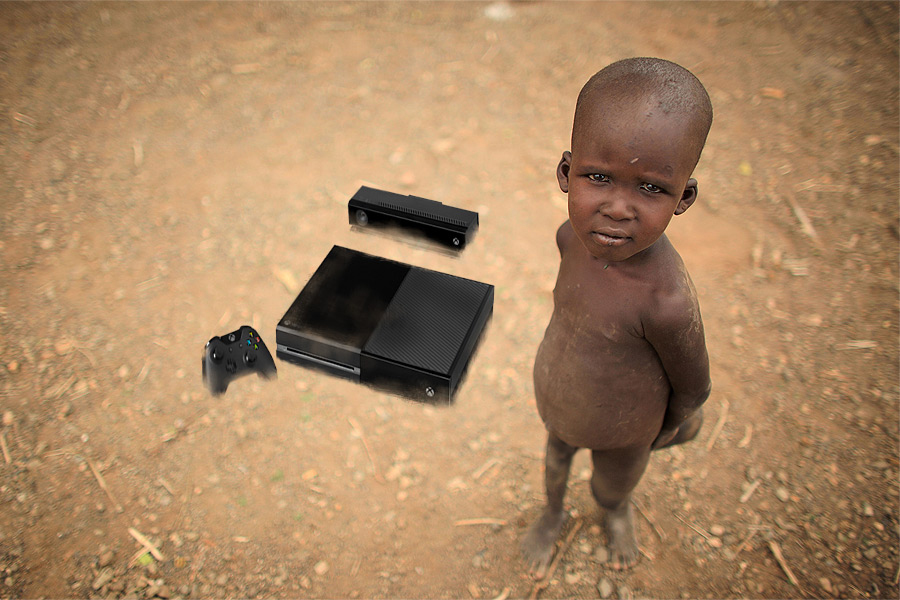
277, 246, 410, 350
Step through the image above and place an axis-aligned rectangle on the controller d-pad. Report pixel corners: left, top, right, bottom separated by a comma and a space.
225, 358, 238, 374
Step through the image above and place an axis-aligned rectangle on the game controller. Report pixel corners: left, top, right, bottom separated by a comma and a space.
203, 325, 277, 395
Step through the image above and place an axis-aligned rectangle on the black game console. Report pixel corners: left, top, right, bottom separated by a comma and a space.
275, 246, 493, 402
348, 186, 479, 251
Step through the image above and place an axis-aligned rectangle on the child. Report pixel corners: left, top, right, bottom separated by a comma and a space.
522, 57, 713, 576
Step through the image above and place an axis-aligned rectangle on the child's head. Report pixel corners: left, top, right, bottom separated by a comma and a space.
573, 58, 712, 171
558, 58, 713, 263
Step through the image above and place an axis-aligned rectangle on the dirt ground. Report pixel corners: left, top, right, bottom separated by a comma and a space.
1, 2, 898, 599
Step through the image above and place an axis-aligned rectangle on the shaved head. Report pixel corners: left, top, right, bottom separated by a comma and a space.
573, 58, 713, 169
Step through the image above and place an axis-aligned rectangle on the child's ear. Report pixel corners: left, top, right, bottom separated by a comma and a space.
556, 151, 572, 193
674, 178, 698, 215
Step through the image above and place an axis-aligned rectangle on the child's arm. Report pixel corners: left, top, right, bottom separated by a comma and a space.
643, 288, 711, 449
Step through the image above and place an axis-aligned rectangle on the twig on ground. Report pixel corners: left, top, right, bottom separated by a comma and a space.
348, 417, 382, 482
0, 431, 10, 464
738, 424, 753, 448
128, 527, 165, 561
705, 398, 730, 451
674, 512, 710, 540
739, 480, 761, 503
454, 518, 507, 527
492, 587, 511, 600
733, 528, 759, 557
87, 459, 123, 513
529, 518, 583, 600
632, 497, 666, 541
768, 540, 807, 595
472, 457, 500, 480
785, 193, 824, 249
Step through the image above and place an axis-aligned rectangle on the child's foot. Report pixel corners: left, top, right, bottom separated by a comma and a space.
606, 503, 639, 570
522, 509, 567, 579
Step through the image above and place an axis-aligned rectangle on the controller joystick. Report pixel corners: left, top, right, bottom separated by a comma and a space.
203, 325, 276, 395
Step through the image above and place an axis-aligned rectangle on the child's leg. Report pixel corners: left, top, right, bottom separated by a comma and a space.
590, 445, 651, 570
522, 432, 578, 578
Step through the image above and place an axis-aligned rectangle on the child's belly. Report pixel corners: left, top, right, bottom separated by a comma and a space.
533, 317, 669, 450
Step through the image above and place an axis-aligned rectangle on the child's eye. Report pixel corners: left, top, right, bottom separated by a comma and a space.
641, 182, 664, 193
588, 173, 610, 183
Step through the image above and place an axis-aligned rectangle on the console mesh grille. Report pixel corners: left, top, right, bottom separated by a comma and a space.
365, 198, 469, 227
362, 268, 490, 375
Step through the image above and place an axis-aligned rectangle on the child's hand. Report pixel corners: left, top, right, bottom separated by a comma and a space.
651, 427, 679, 450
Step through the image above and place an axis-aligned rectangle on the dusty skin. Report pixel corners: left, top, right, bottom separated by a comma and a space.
1, 3, 898, 599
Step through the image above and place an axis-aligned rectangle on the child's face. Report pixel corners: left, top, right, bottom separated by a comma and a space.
559, 99, 699, 263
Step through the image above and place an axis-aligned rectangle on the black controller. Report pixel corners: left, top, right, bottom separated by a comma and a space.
203, 325, 277, 395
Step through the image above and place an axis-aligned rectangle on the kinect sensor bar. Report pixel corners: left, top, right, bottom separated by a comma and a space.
348, 186, 479, 250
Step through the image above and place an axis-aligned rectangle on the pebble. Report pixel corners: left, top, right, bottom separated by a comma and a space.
618, 584, 634, 599
775, 487, 790, 502
98, 549, 115, 568
314, 560, 329, 576
819, 577, 833, 593
594, 545, 609, 563
597, 577, 615, 599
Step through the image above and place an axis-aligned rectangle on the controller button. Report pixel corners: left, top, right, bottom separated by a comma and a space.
245, 350, 257, 365
228, 333, 236, 343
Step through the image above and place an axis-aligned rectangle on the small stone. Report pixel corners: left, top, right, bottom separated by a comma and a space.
862, 502, 874, 517
6, 361, 18, 373
618, 584, 634, 600
819, 578, 832, 594
431, 138, 455, 155
565, 572, 581, 584
775, 487, 790, 502
314, 560, 329, 576
594, 545, 609, 563
3, 411, 14, 426
863, 547, 878, 559
39, 237, 54, 250
597, 577, 614, 599
399, 171, 417, 187
98, 549, 115, 568
710, 525, 725, 536
54, 339, 73, 355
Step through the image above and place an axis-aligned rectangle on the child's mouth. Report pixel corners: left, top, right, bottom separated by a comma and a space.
592, 231, 629, 247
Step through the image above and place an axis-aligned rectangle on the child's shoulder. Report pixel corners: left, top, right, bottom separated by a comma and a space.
555, 220, 575, 255
642, 241, 702, 333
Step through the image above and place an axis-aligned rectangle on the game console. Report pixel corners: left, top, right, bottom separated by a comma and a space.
348, 186, 479, 251
275, 246, 493, 402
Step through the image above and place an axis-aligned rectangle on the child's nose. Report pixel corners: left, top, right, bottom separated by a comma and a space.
600, 189, 634, 220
